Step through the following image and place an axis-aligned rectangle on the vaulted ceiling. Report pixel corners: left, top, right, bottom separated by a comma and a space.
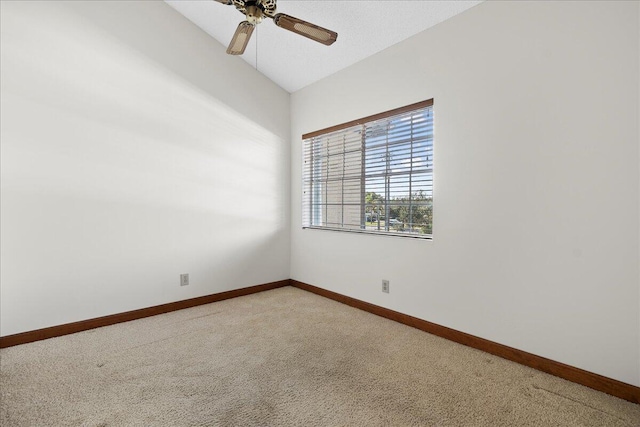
166, 1, 482, 93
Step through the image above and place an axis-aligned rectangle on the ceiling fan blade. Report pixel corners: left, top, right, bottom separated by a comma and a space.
226, 21, 255, 55
272, 13, 337, 46
213, 0, 233, 4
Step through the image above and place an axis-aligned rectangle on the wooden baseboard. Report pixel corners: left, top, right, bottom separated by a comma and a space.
290, 280, 640, 405
0, 280, 289, 349
3, 278, 638, 404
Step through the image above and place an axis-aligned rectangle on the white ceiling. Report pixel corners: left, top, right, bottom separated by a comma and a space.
165, 1, 482, 93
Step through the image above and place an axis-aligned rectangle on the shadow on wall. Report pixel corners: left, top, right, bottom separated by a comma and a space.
60, 0, 289, 137
0, 1, 290, 336
1, 0, 288, 225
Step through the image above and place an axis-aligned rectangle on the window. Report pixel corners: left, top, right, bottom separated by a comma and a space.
302, 100, 434, 238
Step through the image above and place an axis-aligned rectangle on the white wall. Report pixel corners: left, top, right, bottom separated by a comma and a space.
0, 1, 290, 336
291, 1, 640, 386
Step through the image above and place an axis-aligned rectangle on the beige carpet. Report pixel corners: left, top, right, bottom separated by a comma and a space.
1, 286, 639, 426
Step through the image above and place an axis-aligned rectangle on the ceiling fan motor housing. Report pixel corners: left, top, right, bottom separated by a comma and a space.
235, 0, 277, 24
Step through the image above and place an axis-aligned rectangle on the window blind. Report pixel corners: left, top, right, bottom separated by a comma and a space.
302, 100, 434, 238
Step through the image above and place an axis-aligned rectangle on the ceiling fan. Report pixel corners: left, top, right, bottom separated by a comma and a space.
214, 0, 338, 55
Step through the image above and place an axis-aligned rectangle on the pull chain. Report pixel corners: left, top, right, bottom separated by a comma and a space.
255, 26, 258, 71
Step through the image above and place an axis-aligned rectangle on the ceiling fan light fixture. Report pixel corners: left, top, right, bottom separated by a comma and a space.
245, 5, 265, 25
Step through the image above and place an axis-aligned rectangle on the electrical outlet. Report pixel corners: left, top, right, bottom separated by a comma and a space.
382, 279, 389, 293
180, 274, 189, 286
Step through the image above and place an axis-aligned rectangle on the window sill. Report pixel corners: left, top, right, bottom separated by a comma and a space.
302, 226, 433, 240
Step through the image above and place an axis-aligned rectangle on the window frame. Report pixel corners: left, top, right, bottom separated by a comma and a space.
302, 99, 434, 240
